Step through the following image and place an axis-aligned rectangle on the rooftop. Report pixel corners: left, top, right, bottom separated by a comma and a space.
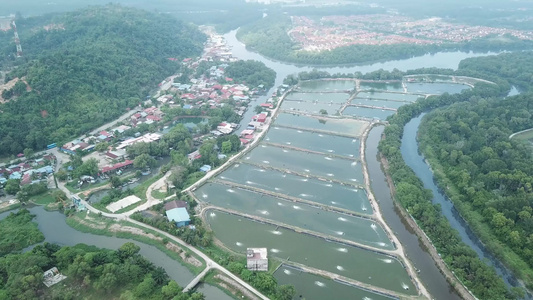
165, 207, 191, 223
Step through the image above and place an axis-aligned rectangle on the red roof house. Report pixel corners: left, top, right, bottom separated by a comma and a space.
253, 113, 267, 123
146, 115, 162, 122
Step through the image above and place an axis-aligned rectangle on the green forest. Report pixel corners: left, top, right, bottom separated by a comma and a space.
0, 210, 44, 256
224, 60, 276, 89
419, 92, 533, 288
0, 209, 201, 299
0, 242, 203, 300
0, 5, 205, 156
236, 14, 533, 66
378, 52, 533, 298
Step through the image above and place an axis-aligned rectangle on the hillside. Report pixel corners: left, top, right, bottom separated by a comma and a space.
0, 5, 205, 156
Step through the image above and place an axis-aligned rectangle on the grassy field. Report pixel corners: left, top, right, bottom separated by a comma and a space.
31, 193, 55, 205
151, 189, 168, 200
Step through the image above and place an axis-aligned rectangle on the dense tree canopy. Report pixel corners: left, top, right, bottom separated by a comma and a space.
0, 209, 44, 256
0, 5, 205, 156
224, 60, 276, 89
419, 93, 533, 288
378, 52, 533, 297
0, 241, 204, 299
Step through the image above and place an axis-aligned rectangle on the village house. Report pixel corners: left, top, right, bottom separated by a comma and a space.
164, 200, 188, 211
99, 160, 133, 175
187, 150, 202, 162
260, 103, 274, 109
112, 125, 131, 134
116, 133, 162, 150
105, 149, 128, 161
165, 207, 191, 227
199, 165, 212, 172
43, 267, 67, 288
246, 248, 268, 272
252, 113, 267, 123
60, 140, 95, 155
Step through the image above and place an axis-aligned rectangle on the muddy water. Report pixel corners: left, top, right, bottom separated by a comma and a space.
264, 126, 360, 158
366, 126, 461, 300
274, 264, 395, 300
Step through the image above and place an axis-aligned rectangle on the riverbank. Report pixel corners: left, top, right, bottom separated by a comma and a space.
360, 122, 430, 298
421, 143, 533, 292
65, 211, 206, 274
380, 153, 476, 300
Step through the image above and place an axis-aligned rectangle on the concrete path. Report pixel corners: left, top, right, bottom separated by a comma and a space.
125, 217, 270, 300
360, 123, 430, 299
183, 265, 212, 292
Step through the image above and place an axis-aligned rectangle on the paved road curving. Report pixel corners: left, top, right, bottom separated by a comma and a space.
125, 217, 270, 300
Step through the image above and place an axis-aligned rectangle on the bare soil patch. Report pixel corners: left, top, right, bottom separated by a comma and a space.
166, 243, 202, 267
73, 215, 107, 230
214, 274, 259, 300
109, 224, 160, 240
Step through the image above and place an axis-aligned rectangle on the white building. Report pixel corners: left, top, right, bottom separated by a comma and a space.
246, 248, 268, 271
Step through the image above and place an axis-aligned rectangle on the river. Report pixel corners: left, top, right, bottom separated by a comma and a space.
224, 30, 499, 94
221, 30, 513, 299
1, 33, 507, 299
0, 207, 233, 300
401, 114, 528, 296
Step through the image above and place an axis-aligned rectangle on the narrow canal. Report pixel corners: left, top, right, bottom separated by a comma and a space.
401, 114, 526, 294
366, 126, 461, 300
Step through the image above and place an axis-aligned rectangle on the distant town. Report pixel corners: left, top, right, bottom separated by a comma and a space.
289, 14, 533, 52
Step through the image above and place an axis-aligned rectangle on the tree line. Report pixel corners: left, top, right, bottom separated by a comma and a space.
0, 241, 204, 300
236, 14, 533, 66
418, 94, 533, 289
378, 52, 533, 298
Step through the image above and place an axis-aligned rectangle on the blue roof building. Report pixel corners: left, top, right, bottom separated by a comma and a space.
199, 165, 212, 173
9, 172, 21, 180
165, 207, 191, 227
36, 166, 54, 174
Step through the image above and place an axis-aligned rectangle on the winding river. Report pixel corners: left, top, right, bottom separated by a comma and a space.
0, 30, 513, 300
222, 30, 519, 299
402, 114, 528, 297
0, 207, 233, 300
